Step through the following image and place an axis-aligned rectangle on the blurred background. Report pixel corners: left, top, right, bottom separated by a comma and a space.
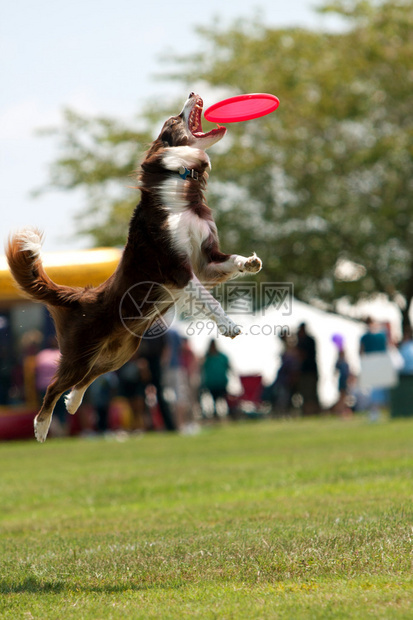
1, 0, 413, 438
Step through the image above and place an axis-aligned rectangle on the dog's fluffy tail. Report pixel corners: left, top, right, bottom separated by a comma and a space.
6, 228, 80, 307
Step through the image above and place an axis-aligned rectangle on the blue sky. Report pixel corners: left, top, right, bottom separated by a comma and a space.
1, 0, 343, 251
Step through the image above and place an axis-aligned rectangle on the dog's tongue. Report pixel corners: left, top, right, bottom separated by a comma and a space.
194, 123, 225, 137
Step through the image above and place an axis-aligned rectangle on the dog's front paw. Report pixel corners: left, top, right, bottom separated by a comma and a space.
244, 253, 262, 273
217, 322, 242, 339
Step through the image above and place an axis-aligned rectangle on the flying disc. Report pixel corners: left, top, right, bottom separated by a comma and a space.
204, 93, 279, 123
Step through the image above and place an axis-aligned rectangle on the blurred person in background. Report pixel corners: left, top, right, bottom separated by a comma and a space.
180, 337, 201, 425
0, 315, 12, 405
331, 334, 352, 417
333, 349, 352, 417
296, 323, 320, 415
263, 333, 300, 416
164, 328, 192, 432
138, 332, 177, 432
89, 371, 119, 434
201, 340, 231, 419
118, 352, 151, 432
359, 317, 392, 421
16, 329, 43, 406
398, 327, 413, 374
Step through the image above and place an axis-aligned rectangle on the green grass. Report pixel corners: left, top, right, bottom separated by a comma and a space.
1, 416, 413, 618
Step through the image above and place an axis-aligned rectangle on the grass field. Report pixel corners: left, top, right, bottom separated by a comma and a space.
1, 416, 413, 619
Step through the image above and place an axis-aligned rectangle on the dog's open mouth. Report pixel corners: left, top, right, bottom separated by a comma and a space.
188, 96, 225, 139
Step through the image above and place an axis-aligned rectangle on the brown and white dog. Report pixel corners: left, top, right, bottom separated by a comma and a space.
6, 92, 262, 442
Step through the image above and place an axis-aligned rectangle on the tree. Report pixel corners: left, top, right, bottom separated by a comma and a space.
38, 1, 413, 328
35, 108, 154, 246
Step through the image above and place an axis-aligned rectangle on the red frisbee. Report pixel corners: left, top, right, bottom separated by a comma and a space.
204, 93, 279, 123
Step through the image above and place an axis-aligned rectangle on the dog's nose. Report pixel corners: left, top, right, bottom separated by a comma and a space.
189, 92, 195, 98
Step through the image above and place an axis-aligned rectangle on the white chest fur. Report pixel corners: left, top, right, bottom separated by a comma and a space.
160, 177, 211, 264
162, 145, 211, 174
160, 146, 212, 267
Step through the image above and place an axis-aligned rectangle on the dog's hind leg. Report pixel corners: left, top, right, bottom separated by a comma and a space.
65, 338, 142, 415
34, 360, 94, 442
65, 385, 89, 415
34, 376, 80, 442
64, 373, 101, 415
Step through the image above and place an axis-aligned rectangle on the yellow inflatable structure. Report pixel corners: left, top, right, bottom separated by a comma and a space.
0, 247, 122, 303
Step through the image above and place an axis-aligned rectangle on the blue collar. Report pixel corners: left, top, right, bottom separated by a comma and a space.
178, 166, 199, 181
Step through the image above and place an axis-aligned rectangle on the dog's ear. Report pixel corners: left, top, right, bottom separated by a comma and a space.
157, 116, 188, 148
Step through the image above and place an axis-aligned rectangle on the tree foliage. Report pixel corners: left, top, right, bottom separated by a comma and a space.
38, 1, 413, 326
36, 109, 154, 246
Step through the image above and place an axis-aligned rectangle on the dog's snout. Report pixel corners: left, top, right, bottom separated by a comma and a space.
189, 92, 195, 98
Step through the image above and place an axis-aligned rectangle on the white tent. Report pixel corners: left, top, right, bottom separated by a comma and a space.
175, 297, 402, 408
